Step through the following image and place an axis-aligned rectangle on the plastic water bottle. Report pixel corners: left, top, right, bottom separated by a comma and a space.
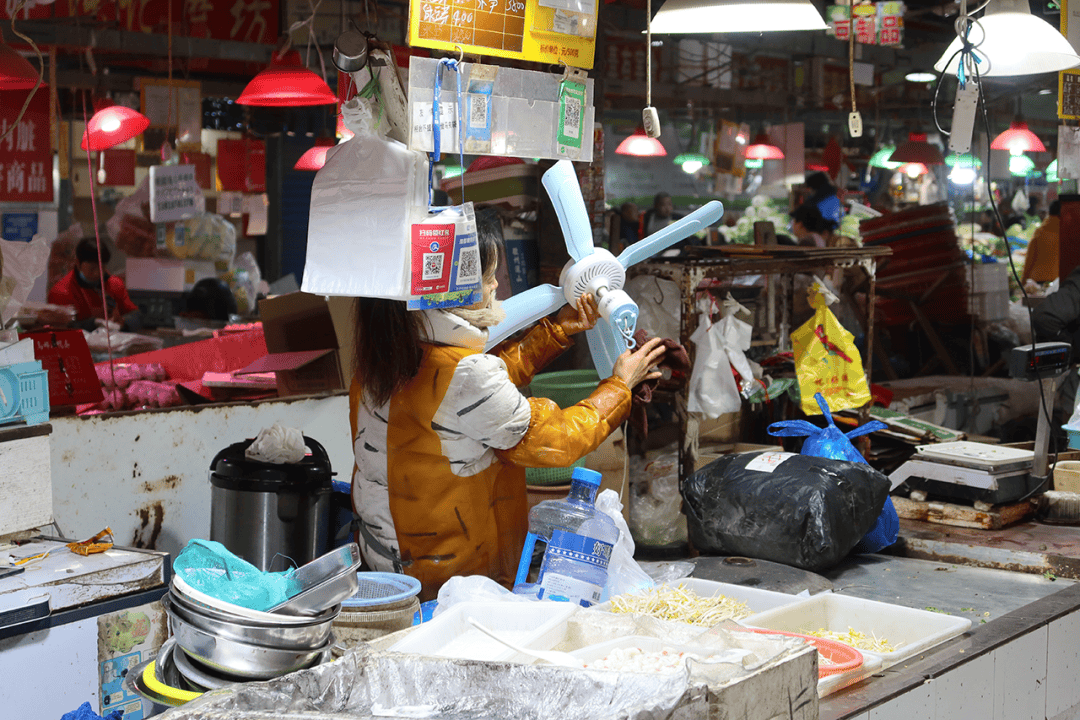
513, 467, 619, 607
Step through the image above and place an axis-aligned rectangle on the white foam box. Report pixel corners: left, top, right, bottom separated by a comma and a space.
744, 593, 972, 670
388, 601, 577, 664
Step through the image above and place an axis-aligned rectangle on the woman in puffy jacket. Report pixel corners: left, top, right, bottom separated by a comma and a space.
350, 222, 666, 600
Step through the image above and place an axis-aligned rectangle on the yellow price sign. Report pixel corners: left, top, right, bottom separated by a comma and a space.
409, 0, 597, 69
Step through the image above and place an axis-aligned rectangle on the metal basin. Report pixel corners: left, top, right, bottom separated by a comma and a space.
164, 593, 337, 650
171, 574, 338, 626
168, 605, 331, 679
268, 543, 362, 616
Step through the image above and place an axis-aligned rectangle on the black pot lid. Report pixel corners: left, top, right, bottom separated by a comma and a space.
210, 438, 332, 488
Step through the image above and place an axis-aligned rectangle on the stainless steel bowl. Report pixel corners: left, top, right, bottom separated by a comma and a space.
268, 543, 362, 617
164, 593, 338, 650
169, 605, 331, 679
170, 575, 339, 626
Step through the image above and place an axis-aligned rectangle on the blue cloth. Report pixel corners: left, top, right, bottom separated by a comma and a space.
61, 702, 122, 720
769, 392, 898, 554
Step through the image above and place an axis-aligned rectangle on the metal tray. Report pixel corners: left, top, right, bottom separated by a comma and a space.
268, 543, 362, 617
914, 441, 1034, 473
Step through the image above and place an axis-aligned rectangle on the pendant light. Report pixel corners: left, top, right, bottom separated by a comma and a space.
238, 49, 338, 107
1009, 154, 1036, 177
81, 101, 151, 151
745, 133, 784, 160
900, 162, 929, 178
0, 41, 38, 90
888, 132, 944, 165
1047, 159, 1058, 183
868, 145, 902, 170
934, 0, 1080, 77
616, 129, 667, 157
991, 119, 1045, 154
674, 152, 710, 173
650, 0, 827, 34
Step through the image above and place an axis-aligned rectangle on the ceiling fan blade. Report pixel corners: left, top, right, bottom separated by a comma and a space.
542, 160, 596, 263
484, 284, 567, 351
616, 200, 725, 269
585, 321, 628, 379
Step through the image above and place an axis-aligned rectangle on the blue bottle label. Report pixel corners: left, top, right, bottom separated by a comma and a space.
536, 529, 613, 607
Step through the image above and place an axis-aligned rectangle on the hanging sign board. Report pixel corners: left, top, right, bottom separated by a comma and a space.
149, 164, 205, 223
825, 2, 904, 46
0, 87, 53, 204
1060, 70, 1080, 120
408, 0, 597, 69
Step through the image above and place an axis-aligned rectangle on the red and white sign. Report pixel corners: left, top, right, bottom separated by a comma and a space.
2, 0, 279, 46
411, 223, 455, 296
0, 87, 52, 204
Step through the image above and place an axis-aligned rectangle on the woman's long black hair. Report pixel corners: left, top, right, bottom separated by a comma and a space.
353, 213, 503, 407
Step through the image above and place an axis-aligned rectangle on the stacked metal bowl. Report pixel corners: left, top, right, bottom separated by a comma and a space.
162, 543, 363, 689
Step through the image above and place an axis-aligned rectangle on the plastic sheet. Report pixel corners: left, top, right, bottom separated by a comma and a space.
246, 423, 307, 464
682, 451, 890, 572
160, 616, 810, 720
0, 235, 49, 324
627, 452, 688, 547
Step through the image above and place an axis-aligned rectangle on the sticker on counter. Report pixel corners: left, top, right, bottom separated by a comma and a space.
745, 451, 796, 473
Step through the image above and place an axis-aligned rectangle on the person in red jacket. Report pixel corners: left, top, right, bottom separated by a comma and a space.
48, 238, 138, 324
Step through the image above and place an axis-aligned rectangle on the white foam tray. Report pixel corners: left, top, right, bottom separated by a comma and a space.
744, 593, 972, 670
388, 601, 576, 664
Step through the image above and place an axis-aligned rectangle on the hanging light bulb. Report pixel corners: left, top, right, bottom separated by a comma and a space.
81, 101, 151, 151
649, 0, 827, 33
868, 145, 902, 170
900, 162, 928, 178
745, 158, 764, 169
934, 0, 1080, 77
949, 167, 978, 184
674, 152, 710, 174
616, 129, 667, 157
0, 41, 39, 90
745, 133, 784, 160
238, 49, 338, 107
945, 153, 982, 168
1009, 154, 1035, 176
991, 119, 1046, 154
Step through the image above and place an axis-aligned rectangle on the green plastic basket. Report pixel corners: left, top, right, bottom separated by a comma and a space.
525, 458, 586, 486
529, 369, 600, 409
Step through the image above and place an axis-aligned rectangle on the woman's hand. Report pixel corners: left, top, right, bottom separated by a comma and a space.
556, 293, 601, 336
612, 337, 666, 389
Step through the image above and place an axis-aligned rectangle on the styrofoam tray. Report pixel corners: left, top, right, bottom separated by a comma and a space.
570, 635, 752, 672
388, 601, 577, 663
744, 593, 971, 670
597, 577, 802, 621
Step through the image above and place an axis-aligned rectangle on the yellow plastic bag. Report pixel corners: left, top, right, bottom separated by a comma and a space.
791, 282, 870, 415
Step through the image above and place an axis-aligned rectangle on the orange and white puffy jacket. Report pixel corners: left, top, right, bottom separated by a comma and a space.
349, 309, 631, 601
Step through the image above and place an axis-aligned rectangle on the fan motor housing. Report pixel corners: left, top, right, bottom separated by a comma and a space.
559, 249, 625, 306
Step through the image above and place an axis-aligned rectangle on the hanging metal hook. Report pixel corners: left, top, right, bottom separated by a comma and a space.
454, 45, 465, 64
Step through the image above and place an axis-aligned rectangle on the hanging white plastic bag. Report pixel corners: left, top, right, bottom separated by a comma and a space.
715, 293, 757, 397
0, 235, 49, 325
596, 489, 654, 600
687, 298, 741, 418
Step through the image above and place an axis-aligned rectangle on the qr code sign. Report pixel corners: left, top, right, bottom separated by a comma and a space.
457, 246, 481, 285
423, 253, 445, 281
563, 97, 581, 139
469, 94, 488, 130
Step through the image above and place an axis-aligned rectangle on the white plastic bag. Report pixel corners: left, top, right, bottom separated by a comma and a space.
302, 129, 428, 299
687, 298, 742, 418
596, 489, 654, 600
245, 423, 306, 464
433, 575, 532, 618
0, 236, 50, 324
628, 452, 688, 547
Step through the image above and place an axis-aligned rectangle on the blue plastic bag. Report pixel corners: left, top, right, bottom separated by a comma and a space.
769, 393, 898, 554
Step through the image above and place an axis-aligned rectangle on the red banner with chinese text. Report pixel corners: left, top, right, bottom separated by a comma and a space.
2, 0, 279, 46
0, 87, 53, 204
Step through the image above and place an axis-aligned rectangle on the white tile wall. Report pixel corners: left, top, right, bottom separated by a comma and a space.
932, 653, 995, 720
869, 679, 934, 720
1047, 612, 1080, 718
993, 627, 1048, 720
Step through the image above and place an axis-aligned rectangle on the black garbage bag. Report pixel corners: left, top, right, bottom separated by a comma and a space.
682, 450, 891, 572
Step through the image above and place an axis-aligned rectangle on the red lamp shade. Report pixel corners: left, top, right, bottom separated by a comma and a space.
745, 133, 785, 160
888, 133, 944, 165
294, 145, 331, 171
81, 104, 151, 151
0, 42, 39, 90
991, 120, 1046, 154
806, 163, 830, 173
238, 50, 338, 107
899, 162, 929, 177
615, 131, 667, 157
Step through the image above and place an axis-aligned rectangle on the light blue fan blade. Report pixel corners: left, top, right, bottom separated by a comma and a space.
484, 284, 567, 351
586, 321, 628, 379
542, 160, 595, 263
616, 200, 725, 269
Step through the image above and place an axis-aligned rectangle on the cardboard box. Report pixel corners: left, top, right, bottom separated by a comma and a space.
125, 257, 218, 293
237, 292, 355, 398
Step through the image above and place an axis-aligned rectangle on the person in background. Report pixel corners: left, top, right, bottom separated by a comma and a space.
609, 201, 640, 254
1022, 201, 1061, 287
790, 203, 828, 248
48, 238, 138, 327
1031, 265, 1080, 426
640, 192, 682, 237
805, 171, 842, 233
348, 219, 666, 600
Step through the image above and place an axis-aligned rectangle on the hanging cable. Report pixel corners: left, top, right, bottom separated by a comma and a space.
0, 0, 45, 148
